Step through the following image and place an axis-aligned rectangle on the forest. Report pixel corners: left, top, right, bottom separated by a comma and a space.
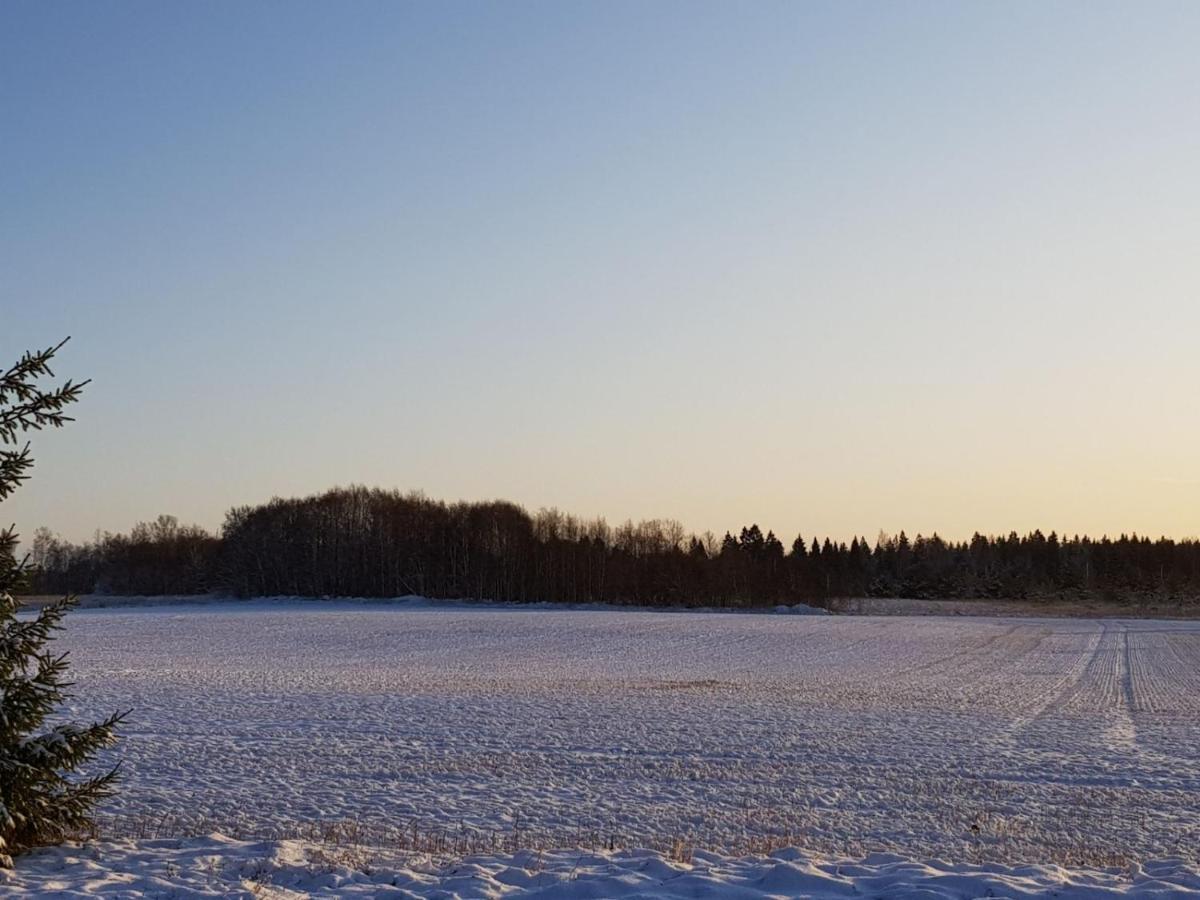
24, 485, 1200, 607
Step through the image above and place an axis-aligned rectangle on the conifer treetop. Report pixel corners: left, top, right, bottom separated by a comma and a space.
0, 338, 125, 867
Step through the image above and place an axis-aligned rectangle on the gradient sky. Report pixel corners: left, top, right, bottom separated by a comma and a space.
4, 1, 1199, 545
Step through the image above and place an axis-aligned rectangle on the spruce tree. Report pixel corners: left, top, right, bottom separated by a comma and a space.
0, 339, 126, 867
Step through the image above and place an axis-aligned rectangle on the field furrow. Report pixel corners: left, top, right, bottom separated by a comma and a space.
56, 603, 1200, 865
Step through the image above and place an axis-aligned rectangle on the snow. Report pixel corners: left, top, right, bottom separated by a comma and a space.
8, 835, 1200, 897
8, 603, 1200, 895
64, 593, 829, 616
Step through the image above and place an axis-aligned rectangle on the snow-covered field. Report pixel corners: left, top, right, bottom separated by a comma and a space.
8, 603, 1200, 896
13, 836, 1200, 898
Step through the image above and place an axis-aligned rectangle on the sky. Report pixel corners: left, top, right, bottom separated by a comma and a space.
4, 1, 1199, 545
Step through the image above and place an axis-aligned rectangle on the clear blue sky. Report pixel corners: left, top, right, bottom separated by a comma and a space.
5, 1, 1199, 544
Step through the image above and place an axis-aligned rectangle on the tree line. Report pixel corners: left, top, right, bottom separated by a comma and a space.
24, 485, 1200, 607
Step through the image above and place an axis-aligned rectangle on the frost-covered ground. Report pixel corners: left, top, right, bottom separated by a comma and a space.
11, 835, 1200, 898
9, 603, 1200, 896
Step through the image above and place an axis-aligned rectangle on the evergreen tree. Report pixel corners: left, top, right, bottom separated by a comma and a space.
738, 524, 765, 554
0, 340, 126, 867
719, 532, 738, 556
790, 534, 807, 559
763, 531, 784, 560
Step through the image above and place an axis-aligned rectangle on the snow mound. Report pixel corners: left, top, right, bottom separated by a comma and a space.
7, 837, 1198, 898
773, 602, 831, 615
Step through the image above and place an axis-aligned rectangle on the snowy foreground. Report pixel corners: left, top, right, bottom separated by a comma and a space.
11, 835, 1200, 898
8, 601, 1200, 896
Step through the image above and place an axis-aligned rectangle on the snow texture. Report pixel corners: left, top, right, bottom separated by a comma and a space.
10, 602, 1200, 895
8, 834, 1200, 898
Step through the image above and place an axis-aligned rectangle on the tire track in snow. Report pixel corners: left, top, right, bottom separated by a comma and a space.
1123, 623, 1200, 769
1000, 623, 1104, 749
1101, 622, 1138, 754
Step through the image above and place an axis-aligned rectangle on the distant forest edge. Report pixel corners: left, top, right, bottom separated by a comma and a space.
23, 486, 1200, 607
